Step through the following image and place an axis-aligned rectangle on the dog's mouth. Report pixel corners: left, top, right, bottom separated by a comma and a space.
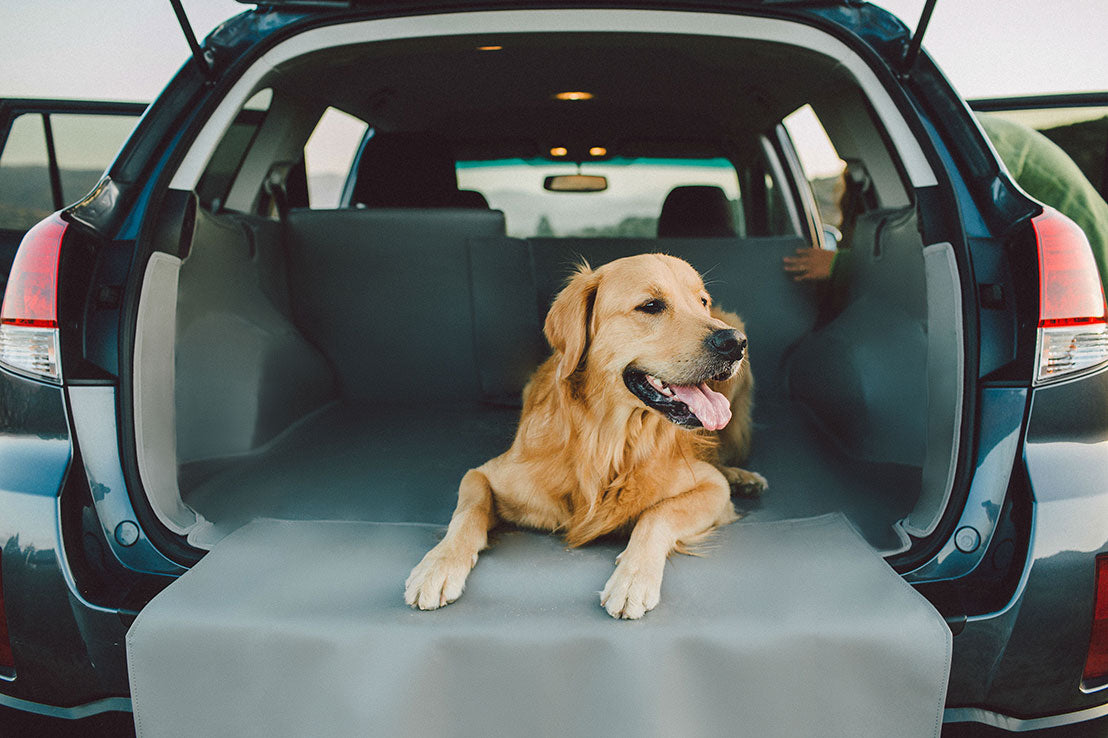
622, 368, 734, 431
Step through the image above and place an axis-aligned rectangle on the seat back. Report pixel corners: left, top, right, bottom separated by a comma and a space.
286, 207, 506, 401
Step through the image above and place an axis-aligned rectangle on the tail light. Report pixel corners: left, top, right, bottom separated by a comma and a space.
1033, 208, 1108, 384
0, 214, 66, 383
1084, 554, 1108, 683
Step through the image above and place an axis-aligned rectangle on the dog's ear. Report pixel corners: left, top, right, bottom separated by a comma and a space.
544, 264, 600, 382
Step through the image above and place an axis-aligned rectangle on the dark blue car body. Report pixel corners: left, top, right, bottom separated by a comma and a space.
1, 1, 1107, 732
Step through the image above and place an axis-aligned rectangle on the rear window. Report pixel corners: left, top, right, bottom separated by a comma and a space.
456, 157, 742, 238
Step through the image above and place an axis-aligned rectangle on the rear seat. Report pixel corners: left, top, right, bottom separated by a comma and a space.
285, 207, 507, 402
470, 235, 819, 404
282, 206, 817, 407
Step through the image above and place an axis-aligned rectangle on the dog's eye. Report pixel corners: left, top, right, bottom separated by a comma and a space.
701, 297, 709, 307
636, 299, 666, 314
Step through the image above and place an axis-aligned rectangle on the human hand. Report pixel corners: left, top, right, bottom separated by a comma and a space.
783, 248, 835, 282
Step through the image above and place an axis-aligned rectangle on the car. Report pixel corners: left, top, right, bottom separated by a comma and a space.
0, 99, 147, 295
1, 0, 1107, 734
969, 91, 1108, 203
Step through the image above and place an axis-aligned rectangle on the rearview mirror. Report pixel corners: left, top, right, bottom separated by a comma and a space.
543, 174, 608, 193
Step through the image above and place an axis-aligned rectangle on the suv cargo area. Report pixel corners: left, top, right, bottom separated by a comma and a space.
23, 3, 1108, 732
129, 27, 964, 561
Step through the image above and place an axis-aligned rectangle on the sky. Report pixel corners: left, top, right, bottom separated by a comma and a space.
0, 0, 1104, 180
0, 0, 1104, 102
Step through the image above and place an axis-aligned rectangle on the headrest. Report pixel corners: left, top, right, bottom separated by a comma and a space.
351, 132, 465, 208
657, 185, 736, 237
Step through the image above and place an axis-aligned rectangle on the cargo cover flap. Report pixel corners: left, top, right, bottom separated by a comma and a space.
127, 515, 950, 737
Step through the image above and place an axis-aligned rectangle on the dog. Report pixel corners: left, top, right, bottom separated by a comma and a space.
404, 253, 766, 619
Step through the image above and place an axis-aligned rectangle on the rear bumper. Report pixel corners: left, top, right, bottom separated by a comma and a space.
944, 367, 1108, 722
0, 692, 131, 720
0, 369, 132, 710
945, 702, 1108, 732
4, 368, 1108, 722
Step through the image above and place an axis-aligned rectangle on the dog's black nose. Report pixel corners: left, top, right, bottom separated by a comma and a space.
707, 329, 746, 361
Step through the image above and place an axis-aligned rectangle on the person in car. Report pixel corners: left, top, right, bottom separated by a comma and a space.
784, 117, 1108, 300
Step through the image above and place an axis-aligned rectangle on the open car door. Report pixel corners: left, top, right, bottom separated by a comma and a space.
0, 98, 146, 293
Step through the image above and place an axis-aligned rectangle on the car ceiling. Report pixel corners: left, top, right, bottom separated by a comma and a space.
271, 31, 853, 161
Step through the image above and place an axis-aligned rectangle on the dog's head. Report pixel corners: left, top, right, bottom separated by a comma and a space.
544, 253, 745, 431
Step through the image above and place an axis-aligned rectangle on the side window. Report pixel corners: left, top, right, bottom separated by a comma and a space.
782, 104, 848, 236
0, 114, 52, 231
735, 139, 799, 239
0, 110, 145, 233
196, 89, 273, 211
49, 113, 142, 203
303, 108, 369, 209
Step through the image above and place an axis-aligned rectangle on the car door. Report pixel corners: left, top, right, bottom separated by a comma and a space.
0, 99, 146, 294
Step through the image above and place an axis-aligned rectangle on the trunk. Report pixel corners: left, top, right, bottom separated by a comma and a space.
119, 15, 967, 731
135, 198, 962, 556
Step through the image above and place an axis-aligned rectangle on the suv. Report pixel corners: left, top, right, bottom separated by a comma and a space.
1, 1, 1107, 734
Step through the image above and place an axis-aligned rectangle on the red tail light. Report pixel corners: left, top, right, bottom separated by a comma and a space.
1083, 555, 1108, 683
0, 214, 67, 382
1033, 208, 1108, 383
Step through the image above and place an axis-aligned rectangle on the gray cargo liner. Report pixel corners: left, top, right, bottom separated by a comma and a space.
127, 515, 950, 738
182, 398, 919, 552
164, 206, 939, 554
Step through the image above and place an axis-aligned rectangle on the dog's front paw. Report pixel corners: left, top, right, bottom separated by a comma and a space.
404, 546, 478, 611
600, 553, 664, 620
722, 466, 768, 498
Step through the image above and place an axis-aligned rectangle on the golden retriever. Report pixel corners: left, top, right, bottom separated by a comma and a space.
405, 253, 766, 619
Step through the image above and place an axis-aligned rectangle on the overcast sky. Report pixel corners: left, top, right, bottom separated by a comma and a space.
0, 1, 1104, 181
0, 0, 1105, 102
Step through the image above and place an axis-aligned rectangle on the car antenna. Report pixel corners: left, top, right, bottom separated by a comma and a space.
900, 0, 938, 78
169, 0, 216, 80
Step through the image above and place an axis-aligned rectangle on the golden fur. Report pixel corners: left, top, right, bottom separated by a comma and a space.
405, 253, 766, 619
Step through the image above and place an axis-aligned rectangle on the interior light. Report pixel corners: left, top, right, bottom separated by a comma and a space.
589, 147, 607, 157
549, 147, 568, 157
476, 45, 502, 51
553, 91, 594, 101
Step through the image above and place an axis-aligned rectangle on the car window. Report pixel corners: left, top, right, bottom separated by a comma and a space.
0, 113, 53, 231
196, 89, 273, 211
303, 107, 369, 209
456, 157, 743, 238
49, 113, 141, 203
0, 110, 142, 233
782, 104, 848, 237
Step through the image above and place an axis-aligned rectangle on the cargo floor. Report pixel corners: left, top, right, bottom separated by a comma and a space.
181, 399, 919, 552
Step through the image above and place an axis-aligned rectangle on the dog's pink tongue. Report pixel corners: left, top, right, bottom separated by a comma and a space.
670, 382, 732, 431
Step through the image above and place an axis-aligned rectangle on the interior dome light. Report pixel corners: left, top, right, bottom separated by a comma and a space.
553, 91, 594, 101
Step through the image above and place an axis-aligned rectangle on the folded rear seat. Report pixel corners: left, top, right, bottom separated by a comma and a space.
285, 207, 506, 401
469, 236, 820, 404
